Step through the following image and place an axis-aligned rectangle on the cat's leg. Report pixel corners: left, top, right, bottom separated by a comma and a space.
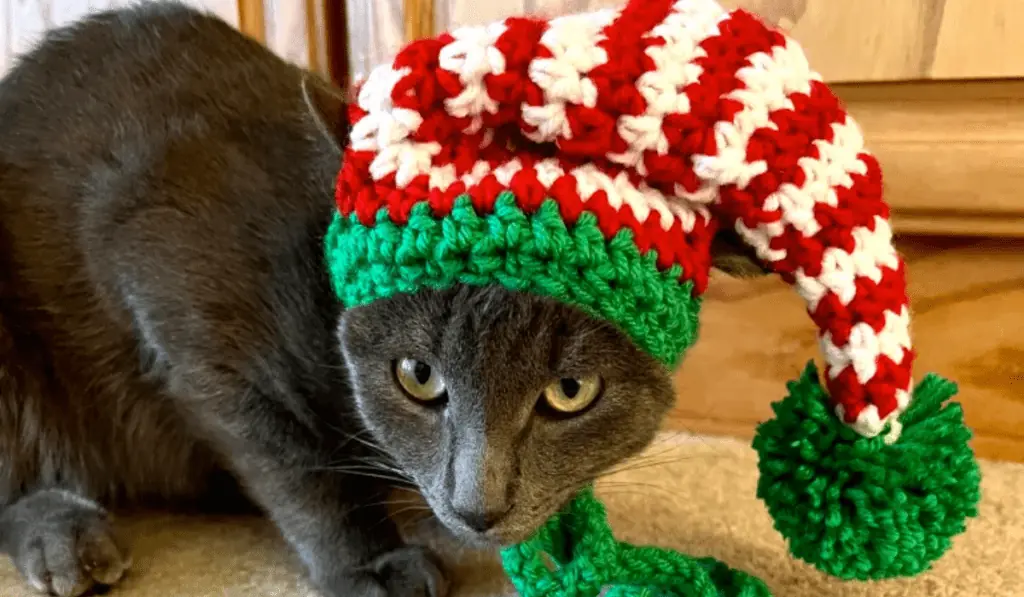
157, 362, 448, 597
0, 489, 130, 597
96, 203, 449, 597
0, 311, 133, 596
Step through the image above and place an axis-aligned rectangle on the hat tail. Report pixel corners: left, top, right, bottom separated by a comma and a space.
688, 15, 912, 439
693, 7, 983, 583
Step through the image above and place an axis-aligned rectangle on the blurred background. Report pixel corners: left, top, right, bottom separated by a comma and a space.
1, 0, 1021, 462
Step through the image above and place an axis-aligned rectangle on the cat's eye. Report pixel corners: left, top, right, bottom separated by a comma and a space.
394, 358, 447, 403
540, 376, 603, 415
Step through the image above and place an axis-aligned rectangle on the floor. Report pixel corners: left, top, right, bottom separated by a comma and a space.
1, 432, 1020, 597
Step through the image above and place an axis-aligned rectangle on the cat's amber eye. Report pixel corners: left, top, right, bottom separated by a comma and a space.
394, 358, 447, 403
541, 376, 603, 414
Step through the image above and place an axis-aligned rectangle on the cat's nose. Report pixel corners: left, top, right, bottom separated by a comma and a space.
454, 506, 509, 533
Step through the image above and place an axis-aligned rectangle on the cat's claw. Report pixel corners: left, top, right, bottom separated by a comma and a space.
320, 546, 449, 597
1, 490, 131, 597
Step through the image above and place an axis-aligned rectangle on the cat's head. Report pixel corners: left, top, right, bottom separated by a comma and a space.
305, 73, 770, 545
338, 285, 674, 544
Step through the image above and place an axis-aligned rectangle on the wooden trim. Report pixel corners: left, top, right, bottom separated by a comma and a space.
831, 79, 1024, 238
667, 236, 1024, 464
323, 0, 349, 87
662, 416, 1024, 464
404, 0, 435, 42
892, 212, 1024, 238
304, 0, 328, 76
237, 0, 267, 43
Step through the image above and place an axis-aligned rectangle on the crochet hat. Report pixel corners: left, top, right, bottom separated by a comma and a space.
326, 0, 980, 584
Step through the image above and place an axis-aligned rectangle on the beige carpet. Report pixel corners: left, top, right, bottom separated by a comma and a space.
1, 433, 1020, 597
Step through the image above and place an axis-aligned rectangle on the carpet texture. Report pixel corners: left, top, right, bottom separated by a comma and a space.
1, 433, 1020, 597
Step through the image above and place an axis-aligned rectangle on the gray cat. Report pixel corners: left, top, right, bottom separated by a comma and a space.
0, 3, 766, 597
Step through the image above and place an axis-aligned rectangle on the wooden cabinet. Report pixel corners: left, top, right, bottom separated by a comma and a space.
670, 237, 1024, 463
720, 0, 1024, 82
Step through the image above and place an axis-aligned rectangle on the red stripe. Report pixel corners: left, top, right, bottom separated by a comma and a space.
337, 157, 715, 292
807, 261, 908, 347
558, 0, 673, 158
645, 9, 785, 196
829, 347, 914, 424
484, 16, 551, 135
697, 14, 911, 425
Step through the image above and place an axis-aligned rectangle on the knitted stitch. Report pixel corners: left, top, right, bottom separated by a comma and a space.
335, 0, 911, 438
754, 362, 981, 580
326, 0, 982, 590
500, 486, 772, 597
325, 193, 702, 366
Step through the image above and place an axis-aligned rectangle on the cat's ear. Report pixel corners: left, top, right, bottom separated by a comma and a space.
300, 73, 349, 153
709, 227, 773, 278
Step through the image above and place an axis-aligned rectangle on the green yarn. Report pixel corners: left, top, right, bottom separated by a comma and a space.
325, 183, 980, 593
324, 193, 702, 367
501, 487, 773, 597
753, 362, 982, 580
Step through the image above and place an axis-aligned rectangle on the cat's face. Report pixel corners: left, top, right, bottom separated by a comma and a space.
337, 284, 675, 546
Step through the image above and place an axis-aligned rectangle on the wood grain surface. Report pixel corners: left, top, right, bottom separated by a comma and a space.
427, 0, 1024, 83
668, 236, 1024, 462
833, 80, 1024, 238
719, 0, 1024, 82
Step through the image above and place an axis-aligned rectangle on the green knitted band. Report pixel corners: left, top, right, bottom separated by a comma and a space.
324, 192, 702, 367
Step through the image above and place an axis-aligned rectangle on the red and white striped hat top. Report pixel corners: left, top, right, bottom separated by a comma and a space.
340, 0, 914, 439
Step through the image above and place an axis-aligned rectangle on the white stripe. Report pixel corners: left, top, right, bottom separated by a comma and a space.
521, 103, 572, 142
694, 36, 819, 191
440, 21, 508, 124
820, 305, 912, 385
349, 108, 423, 154
523, 9, 618, 144
837, 403, 884, 438
417, 158, 701, 233
733, 218, 786, 263
838, 402, 907, 440
430, 164, 458, 190
354, 63, 444, 185
357, 65, 410, 114
791, 217, 900, 311
370, 141, 442, 187
759, 117, 873, 237
493, 159, 524, 186
608, 0, 724, 170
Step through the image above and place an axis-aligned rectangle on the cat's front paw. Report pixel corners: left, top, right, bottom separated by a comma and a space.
320, 546, 449, 597
0, 490, 131, 597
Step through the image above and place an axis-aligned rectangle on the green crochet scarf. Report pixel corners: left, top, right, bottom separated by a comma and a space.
498, 365, 980, 596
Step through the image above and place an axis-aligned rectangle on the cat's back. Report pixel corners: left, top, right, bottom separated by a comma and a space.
0, 1, 343, 504
0, 0, 310, 181
0, 0, 336, 299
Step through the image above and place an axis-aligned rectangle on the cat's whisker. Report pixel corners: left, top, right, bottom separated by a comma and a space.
595, 480, 680, 501
308, 466, 418, 488
327, 426, 388, 458
599, 453, 722, 479
378, 505, 435, 531
349, 497, 431, 514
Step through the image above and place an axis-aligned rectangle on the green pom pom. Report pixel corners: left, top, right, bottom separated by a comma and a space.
753, 362, 982, 580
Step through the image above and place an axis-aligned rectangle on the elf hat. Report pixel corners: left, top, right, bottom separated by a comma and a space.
326, 0, 980, 583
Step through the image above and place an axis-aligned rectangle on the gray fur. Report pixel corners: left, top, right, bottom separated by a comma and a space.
338, 285, 675, 544
0, 3, 764, 597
